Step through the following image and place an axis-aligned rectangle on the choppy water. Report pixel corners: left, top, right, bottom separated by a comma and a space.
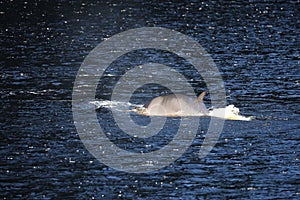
1, 1, 299, 199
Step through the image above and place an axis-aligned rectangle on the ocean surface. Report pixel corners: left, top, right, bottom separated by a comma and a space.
1, 1, 299, 199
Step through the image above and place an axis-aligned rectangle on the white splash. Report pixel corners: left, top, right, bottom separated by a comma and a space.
208, 105, 254, 121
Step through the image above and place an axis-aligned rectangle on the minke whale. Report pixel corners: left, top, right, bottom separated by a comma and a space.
135, 92, 253, 121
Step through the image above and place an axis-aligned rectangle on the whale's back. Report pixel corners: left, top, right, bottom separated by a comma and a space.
144, 93, 208, 116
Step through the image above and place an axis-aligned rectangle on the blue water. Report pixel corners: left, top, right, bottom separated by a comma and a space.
1, 1, 299, 199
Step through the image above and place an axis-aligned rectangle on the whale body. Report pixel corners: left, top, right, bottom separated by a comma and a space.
140, 92, 208, 116
135, 92, 253, 120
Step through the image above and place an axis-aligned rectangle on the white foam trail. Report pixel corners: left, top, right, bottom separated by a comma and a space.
90, 100, 138, 112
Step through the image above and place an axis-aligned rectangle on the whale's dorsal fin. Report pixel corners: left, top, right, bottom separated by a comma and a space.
197, 92, 206, 102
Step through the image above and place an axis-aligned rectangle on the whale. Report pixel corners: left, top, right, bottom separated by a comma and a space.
135, 92, 253, 120
138, 92, 208, 116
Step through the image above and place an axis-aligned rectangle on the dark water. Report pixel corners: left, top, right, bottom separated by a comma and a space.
1, 1, 299, 199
